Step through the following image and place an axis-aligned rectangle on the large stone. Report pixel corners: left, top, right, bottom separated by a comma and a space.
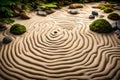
0, 23, 7, 31
69, 3, 83, 9
116, 20, 120, 30
2, 36, 12, 44
20, 12, 31, 19
92, 11, 98, 16
37, 11, 47, 16
89, 15, 95, 19
45, 9, 55, 14
113, 6, 120, 10
115, 29, 120, 35
111, 22, 117, 30
68, 9, 78, 14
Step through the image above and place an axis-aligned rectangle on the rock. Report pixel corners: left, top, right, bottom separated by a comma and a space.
89, 15, 95, 19
92, 11, 98, 16
113, 6, 120, 10
99, 15, 104, 18
111, 22, 117, 30
0, 23, 7, 31
68, 9, 78, 14
20, 12, 31, 19
69, 3, 83, 9
2, 36, 12, 44
116, 20, 120, 30
37, 11, 47, 16
12, 10, 20, 17
45, 9, 55, 14
92, 6, 100, 9
115, 29, 120, 35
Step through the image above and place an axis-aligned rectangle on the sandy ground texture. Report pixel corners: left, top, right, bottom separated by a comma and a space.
0, 2, 120, 80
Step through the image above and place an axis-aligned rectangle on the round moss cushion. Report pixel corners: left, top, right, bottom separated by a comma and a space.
89, 19, 113, 33
10, 24, 26, 35
104, 8, 113, 13
108, 13, 120, 20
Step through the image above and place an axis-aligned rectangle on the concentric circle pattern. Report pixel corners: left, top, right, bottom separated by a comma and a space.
0, 4, 120, 80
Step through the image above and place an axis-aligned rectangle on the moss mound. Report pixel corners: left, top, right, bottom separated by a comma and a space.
10, 24, 26, 35
89, 19, 113, 33
108, 13, 120, 20
104, 8, 113, 13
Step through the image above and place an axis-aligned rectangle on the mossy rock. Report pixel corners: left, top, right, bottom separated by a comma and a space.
98, 3, 115, 10
108, 13, 120, 20
104, 8, 113, 13
89, 19, 113, 33
10, 24, 26, 35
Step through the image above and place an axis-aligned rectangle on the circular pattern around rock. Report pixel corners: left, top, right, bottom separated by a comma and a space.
108, 13, 120, 20
10, 24, 26, 35
89, 19, 113, 33
2, 36, 12, 44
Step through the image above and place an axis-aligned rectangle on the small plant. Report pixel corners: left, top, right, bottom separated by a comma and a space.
0, 18, 14, 24
104, 8, 113, 13
10, 24, 26, 35
38, 2, 58, 9
89, 19, 113, 33
108, 13, 120, 20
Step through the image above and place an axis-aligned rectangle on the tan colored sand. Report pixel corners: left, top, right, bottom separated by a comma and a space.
0, 2, 120, 80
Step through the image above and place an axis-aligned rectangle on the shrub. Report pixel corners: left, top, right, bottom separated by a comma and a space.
89, 19, 113, 33
0, 18, 14, 24
38, 3, 58, 9
108, 13, 120, 20
10, 24, 26, 35
104, 8, 113, 13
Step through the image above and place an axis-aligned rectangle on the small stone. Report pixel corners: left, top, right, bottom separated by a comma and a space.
116, 20, 120, 30
115, 29, 120, 35
111, 22, 117, 30
68, 9, 78, 14
0, 23, 7, 31
113, 6, 120, 10
89, 15, 95, 19
37, 11, 47, 16
92, 11, 98, 16
99, 15, 104, 18
20, 12, 31, 19
69, 4, 83, 9
2, 36, 12, 44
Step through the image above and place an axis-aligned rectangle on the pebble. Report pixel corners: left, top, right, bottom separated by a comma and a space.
89, 15, 95, 19
68, 9, 78, 14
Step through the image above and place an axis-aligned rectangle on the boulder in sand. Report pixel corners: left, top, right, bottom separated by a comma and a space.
0, 23, 7, 31
20, 12, 31, 19
69, 3, 83, 9
68, 9, 78, 14
37, 11, 47, 16
92, 11, 98, 16
2, 36, 12, 44
89, 15, 95, 19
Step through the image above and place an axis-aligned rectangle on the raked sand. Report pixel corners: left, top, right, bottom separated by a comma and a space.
0, 2, 120, 80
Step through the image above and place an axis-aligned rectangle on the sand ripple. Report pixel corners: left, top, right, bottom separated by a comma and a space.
0, 4, 120, 80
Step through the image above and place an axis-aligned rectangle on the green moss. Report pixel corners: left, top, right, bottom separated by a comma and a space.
10, 24, 26, 35
104, 8, 113, 13
89, 19, 113, 33
0, 18, 14, 24
108, 13, 120, 20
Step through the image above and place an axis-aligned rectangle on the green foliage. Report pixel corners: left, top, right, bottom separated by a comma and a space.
0, 18, 14, 24
0, 0, 21, 6
108, 13, 120, 20
38, 2, 58, 9
0, 7, 13, 17
104, 8, 113, 13
89, 19, 113, 33
10, 24, 26, 35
